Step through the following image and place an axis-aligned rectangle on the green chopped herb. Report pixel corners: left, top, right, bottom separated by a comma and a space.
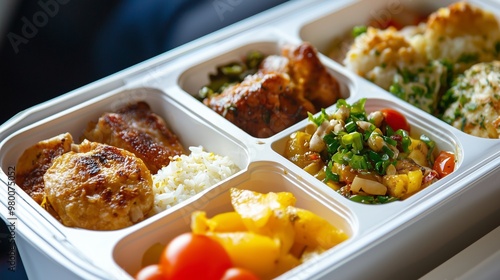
246, 50, 264, 70
345, 121, 357, 133
393, 129, 411, 153
349, 195, 398, 204
325, 161, 339, 182
351, 98, 367, 116
381, 145, 395, 159
420, 134, 436, 162
350, 154, 368, 170
349, 195, 375, 204
376, 195, 399, 204
457, 53, 479, 64
390, 83, 405, 99
479, 115, 486, 129
198, 86, 214, 99
324, 133, 341, 154
465, 102, 478, 111
352, 25, 368, 37
308, 108, 330, 127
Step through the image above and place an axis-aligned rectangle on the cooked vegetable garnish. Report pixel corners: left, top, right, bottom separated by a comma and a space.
285, 98, 454, 204
137, 188, 347, 280
198, 50, 265, 99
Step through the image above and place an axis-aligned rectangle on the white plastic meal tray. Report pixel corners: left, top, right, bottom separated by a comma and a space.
1, 0, 499, 279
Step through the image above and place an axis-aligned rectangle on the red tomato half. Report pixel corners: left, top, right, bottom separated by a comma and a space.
135, 264, 166, 280
221, 268, 260, 280
159, 233, 232, 280
380, 108, 411, 133
433, 151, 455, 178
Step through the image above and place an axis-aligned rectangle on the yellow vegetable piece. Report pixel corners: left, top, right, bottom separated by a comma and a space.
284, 131, 313, 168
190, 189, 349, 279
267, 253, 301, 280
408, 138, 430, 167
288, 206, 348, 249
230, 188, 296, 254
303, 161, 323, 176
191, 211, 247, 234
208, 231, 281, 279
210, 211, 246, 232
230, 188, 296, 227
383, 174, 409, 198
407, 169, 423, 195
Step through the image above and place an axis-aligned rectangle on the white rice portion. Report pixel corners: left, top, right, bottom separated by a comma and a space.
150, 146, 240, 214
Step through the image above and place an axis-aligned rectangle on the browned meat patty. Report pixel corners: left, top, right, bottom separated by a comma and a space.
15, 132, 73, 204
43, 140, 153, 230
82, 101, 185, 173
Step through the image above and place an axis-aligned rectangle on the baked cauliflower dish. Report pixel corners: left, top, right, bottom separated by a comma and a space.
441, 61, 500, 138
335, 1, 500, 138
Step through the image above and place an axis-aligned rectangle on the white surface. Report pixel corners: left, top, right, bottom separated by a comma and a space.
420, 226, 500, 280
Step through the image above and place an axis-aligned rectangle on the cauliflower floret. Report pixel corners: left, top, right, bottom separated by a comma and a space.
410, 2, 500, 74
344, 27, 427, 89
441, 61, 500, 138
389, 60, 449, 114
344, 27, 449, 113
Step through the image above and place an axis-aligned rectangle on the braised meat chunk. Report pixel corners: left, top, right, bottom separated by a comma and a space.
203, 42, 341, 138
280, 42, 341, 109
15, 132, 73, 204
204, 71, 316, 138
82, 102, 185, 173
43, 140, 153, 230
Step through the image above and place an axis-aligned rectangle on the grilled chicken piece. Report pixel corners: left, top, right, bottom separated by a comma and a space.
204, 72, 316, 138
15, 132, 73, 204
82, 102, 185, 173
44, 140, 153, 230
280, 42, 341, 109
204, 42, 340, 137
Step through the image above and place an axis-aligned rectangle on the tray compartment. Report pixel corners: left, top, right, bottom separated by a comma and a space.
299, 0, 485, 57
177, 36, 354, 139
113, 162, 356, 278
0, 87, 249, 229
271, 97, 462, 206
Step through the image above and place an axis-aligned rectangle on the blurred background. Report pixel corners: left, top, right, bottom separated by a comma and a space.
0, 0, 289, 279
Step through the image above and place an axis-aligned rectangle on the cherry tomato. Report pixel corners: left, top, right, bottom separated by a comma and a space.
433, 151, 455, 178
160, 233, 232, 280
380, 108, 411, 133
135, 264, 166, 280
221, 268, 260, 280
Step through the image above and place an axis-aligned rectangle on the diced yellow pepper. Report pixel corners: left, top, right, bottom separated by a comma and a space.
407, 169, 423, 195
230, 188, 296, 228
284, 131, 313, 168
230, 188, 296, 254
287, 206, 348, 249
208, 232, 281, 279
191, 211, 246, 234
408, 138, 430, 167
266, 253, 301, 280
383, 174, 409, 198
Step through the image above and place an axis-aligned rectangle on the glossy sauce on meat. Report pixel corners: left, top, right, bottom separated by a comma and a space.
203, 42, 341, 138
15, 133, 73, 204
82, 102, 185, 173
43, 140, 153, 230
